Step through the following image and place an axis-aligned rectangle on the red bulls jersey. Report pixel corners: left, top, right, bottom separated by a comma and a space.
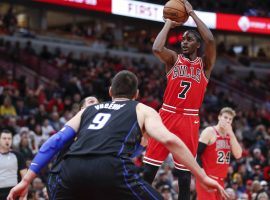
164, 54, 208, 110
201, 127, 231, 178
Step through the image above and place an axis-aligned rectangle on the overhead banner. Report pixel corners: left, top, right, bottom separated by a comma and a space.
34, 0, 270, 35
34, 0, 112, 13
112, 0, 163, 22
216, 13, 270, 34
111, 0, 216, 29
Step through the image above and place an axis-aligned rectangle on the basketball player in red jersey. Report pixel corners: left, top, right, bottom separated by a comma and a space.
143, 1, 216, 199
196, 107, 242, 200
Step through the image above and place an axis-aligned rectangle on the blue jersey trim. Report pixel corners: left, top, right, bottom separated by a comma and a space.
121, 159, 161, 200
134, 174, 160, 200
122, 159, 142, 200
117, 121, 138, 157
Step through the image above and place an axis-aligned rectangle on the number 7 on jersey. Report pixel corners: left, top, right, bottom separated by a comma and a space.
178, 80, 191, 99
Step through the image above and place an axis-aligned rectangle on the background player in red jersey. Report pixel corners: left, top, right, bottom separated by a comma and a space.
196, 107, 242, 200
143, 1, 216, 199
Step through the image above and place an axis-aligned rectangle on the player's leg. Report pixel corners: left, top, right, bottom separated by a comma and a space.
55, 157, 101, 200
174, 170, 191, 200
115, 159, 163, 200
54, 179, 76, 200
143, 163, 159, 184
143, 137, 169, 184
143, 110, 172, 184
172, 115, 200, 200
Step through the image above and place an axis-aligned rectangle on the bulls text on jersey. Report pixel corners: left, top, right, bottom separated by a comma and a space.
172, 65, 201, 83
216, 139, 230, 150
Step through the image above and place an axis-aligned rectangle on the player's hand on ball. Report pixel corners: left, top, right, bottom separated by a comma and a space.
184, 0, 194, 15
164, 18, 182, 28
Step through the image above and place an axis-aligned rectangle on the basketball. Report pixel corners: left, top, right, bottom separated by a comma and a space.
163, 0, 189, 23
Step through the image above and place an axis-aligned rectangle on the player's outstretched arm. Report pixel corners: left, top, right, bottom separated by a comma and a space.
7, 109, 85, 200
184, 0, 216, 78
152, 19, 179, 73
137, 103, 229, 199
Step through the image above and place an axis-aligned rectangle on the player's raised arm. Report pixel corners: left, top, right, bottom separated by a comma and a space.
184, 0, 216, 78
152, 19, 179, 73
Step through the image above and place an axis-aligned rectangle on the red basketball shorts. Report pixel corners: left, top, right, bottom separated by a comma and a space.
143, 109, 200, 171
196, 176, 224, 200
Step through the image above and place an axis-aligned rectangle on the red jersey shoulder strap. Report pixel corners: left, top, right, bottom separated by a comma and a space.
212, 126, 219, 136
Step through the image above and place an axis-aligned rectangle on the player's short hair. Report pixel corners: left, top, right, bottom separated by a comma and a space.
79, 96, 96, 109
0, 129, 12, 137
186, 30, 202, 44
111, 70, 138, 99
219, 107, 236, 118
79, 98, 87, 109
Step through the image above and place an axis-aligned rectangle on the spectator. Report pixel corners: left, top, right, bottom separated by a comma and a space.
155, 170, 172, 191
3, 116, 19, 136
40, 45, 52, 60
3, 7, 17, 35
0, 96, 17, 118
252, 180, 263, 198
49, 112, 62, 131
160, 185, 174, 200
0, 70, 18, 91
15, 97, 29, 119
30, 124, 48, 153
41, 119, 55, 138
17, 131, 34, 161
250, 148, 265, 167
24, 41, 35, 55
257, 48, 267, 58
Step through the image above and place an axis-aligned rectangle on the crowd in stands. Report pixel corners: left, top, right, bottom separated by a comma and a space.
0, 36, 269, 199
50, 22, 155, 54
139, 0, 270, 17
1, 5, 270, 61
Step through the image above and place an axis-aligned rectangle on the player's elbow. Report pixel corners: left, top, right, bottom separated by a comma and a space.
152, 46, 163, 54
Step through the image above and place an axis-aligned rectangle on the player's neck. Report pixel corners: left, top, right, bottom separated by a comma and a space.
215, 125, 226, 136
183, 52, 197, 61
113, 97, 130, 102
